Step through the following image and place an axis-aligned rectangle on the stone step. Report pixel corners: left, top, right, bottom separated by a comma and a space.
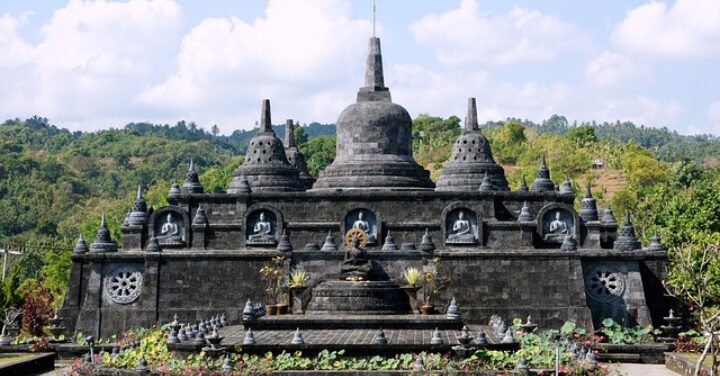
244, 314, 464, 330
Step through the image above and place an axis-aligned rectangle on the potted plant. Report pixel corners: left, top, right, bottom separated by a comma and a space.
289, 269, 310, 314
260, 256, 285, 316
421, 258, 450, 315
401, 267, 423, 314
0, 306, 22, 345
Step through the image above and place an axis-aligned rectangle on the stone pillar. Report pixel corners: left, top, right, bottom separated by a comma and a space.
519, 223, 535, 247
584, 222, 602, 248
191, 224, 207, 250
121, 225, 145, 251
75, 262, 103, 338
141, 254, 161, 325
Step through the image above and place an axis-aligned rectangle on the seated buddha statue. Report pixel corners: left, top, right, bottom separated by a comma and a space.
544, 211, 569, 242
156, 213, 184, 246
352, 212, 376, 244
341, 236, 372, 281
248, 212, 276, 243
447, 211, 477, 244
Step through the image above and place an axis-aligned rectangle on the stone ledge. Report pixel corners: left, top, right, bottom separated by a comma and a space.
0, 352, 54, 376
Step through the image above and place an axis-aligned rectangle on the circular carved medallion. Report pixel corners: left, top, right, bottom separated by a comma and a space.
104, 266, 143, 305
584, 265, 625, 303
345, 228, 368, 247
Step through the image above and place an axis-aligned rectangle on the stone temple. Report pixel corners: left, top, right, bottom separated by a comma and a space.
60, 35, 669, 341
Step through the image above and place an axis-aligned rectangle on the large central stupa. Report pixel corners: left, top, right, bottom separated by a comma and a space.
311, 37, 434, 190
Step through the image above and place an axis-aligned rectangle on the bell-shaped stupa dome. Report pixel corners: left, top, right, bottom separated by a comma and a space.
436, 98, 509, 191
311, 37, 433, 190
227, 100, 303, 193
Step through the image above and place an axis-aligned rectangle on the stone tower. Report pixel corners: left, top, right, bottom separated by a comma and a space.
311, 37, 433, 190
227, 100, 303, 193
436, 98, 509, 191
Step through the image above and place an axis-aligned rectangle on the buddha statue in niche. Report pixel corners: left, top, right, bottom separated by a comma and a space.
351, 211, 376, 244
544, 211, 570, 242
447, 210, 477, 244
156, 213, 184, 246
248, 212, 275, 242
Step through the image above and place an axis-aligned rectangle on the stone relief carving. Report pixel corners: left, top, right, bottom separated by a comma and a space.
446, 209, 478, 244
584, 264, 626, 303
104, 266, 143, 305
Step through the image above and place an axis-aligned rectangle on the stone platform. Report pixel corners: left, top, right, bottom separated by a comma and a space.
306, 281, 412, 315
168, 321, 517, 357
246, 314, 463, 330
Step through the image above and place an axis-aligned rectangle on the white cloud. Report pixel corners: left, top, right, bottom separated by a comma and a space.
612, 0, 720, 58
585, 51, 648, 89
0, 0, 183, 129
409, 0, 591, 66
390, 64, 571, 123
138, 0, 372, 132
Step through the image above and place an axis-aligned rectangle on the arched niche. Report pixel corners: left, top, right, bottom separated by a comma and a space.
245, 204, 284, 246
441, 203, 482, 246
148, 206, 190, 249
343, 208, 381, 246
536, 203, 580, 245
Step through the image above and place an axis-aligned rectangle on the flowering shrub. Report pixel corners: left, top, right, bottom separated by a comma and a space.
19, 280, 53, 336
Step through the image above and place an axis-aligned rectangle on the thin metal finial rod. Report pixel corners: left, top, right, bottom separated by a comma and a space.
372, 0, 376, 37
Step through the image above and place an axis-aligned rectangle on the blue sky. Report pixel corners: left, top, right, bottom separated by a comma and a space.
0, 0, 718, 136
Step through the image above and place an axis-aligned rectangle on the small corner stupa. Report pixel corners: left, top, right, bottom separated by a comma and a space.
283, 119, 315, 189
227, 100, 304, 193
311, 35, 433, 190
436, 98, 509, 191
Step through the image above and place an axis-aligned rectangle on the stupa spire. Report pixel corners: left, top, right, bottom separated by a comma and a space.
284, 119, 296, 147
260, 99, 273, 134
363, 37, 387, 93
466, 98, 479, 132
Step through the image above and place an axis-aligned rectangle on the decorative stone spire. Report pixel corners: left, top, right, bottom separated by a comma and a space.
89, 213, 118, 252
478, 171, 496, 191
436, 98, 509, 191
446, 298, 461, 319
127, 185, 148, 226
381, 231, 398, 251
531, 155, 554, 192
228, 100, 303, 193
168, 183, 181, 197
320, 231, 338, 252
181, 160, 204, 194
358, 37, 390, 102
291, 328, 305, 345
372, 329, 388, 344
276, 231, 293, 252
519, 176, 529, 192
283, 119, 314, 190
192, 205, 208, 226
73, 233, 89, 254
517, 201, 534, 222
560, 234, 578, 252
418, 228, 436, 253
601, 206, 618, 226
243, 328, 256, 345
233, 175, 251, 194
430, 328, 444, 345
559, 176, 574, 195
648, 233, 666, 252
613, 210, 641, 251
579, 184, 599, 222
145, 237, 161, 252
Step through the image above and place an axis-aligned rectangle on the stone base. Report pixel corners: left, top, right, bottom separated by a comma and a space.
306, 280, 412, 315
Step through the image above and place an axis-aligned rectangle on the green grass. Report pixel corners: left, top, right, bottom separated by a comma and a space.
0, 353, 39, 365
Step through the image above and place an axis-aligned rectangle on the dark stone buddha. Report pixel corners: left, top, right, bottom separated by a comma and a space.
341, 236, 372, 281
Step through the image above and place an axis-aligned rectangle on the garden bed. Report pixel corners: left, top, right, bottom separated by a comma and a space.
592, 342, 675, 364
0, 352, 55, 375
